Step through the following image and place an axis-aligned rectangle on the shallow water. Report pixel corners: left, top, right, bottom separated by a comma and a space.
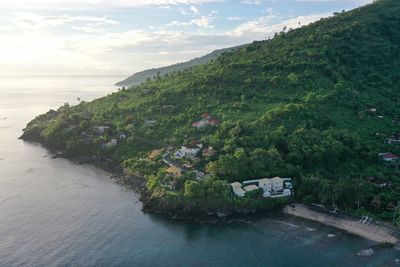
0, 75, 398, 266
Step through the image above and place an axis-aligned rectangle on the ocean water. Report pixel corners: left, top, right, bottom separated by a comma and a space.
0, 75, 398, 267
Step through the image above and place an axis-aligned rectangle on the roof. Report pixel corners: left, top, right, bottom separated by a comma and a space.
230, 182, 243, 189
149, 149, 162, 160
202, 147, 216, 156
230, 182, 246, 196
271, 177, 284, 183
380, 153, 398, 159
243, 185, 259, 192
259, 178, 272, 184
165, 166, 182, 177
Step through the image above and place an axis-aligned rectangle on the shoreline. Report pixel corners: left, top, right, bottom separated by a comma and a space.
284, 203, 399, 245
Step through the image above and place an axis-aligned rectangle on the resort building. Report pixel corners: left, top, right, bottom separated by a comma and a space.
231, 177, 293, 198
174, 142, 203, 159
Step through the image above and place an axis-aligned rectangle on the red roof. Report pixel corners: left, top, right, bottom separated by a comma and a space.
382, 153, 398, 159
201, 113, 210, 119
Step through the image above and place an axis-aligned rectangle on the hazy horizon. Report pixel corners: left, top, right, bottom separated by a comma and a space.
0, 0, 372, 77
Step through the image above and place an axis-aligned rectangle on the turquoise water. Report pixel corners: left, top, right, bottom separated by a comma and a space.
0, 75, 398, 266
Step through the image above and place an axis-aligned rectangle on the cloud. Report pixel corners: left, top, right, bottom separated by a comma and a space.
10, 12, 118, 32
190, 5, 199, 14
241, 0, 261, 5
167, 14, 216, 28
0, 11, 330, 75
227, 13, 327, 39
0, 0, 222, 10
228, 16, 242, 21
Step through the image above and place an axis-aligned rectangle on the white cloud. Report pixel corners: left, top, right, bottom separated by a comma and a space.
167, 14, 216, 28
0, 8, 332, 75
10, 12, 118, 32
241, 0, 261, 5
228, 16, 242, 21
0, 0, 222, 9
227, 13, 328, 40
190, 5, 199, 14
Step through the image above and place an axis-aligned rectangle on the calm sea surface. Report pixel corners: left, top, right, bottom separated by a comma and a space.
0, 75, 398, 267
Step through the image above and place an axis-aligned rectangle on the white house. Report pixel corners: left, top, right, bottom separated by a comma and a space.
93, 126, 110, 134
231, 182, 246, 197
174, 143, 203, 159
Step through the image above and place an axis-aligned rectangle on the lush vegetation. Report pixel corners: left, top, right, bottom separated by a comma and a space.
22, 0, 400, 221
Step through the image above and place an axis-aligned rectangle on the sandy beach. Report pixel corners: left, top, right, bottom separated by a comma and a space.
284, 204, 399, 245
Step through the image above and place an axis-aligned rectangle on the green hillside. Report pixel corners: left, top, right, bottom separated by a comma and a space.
115, 46, 240, 87
22, 0, 400, 220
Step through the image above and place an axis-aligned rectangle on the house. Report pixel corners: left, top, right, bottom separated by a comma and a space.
119, 133, 127, 139
165, 166, 182, 177
365, 108, 377, 113
144, 119, 157, 127
193, 170, 206, 180
378, 153, 399, 162
149, 149, 162, 160
192, 113, 220, 128
93, 126, 110, 134
231, 182, 246, 197
201, 113, 211, 119
202, 146, 217, 158
174, 142, 203, 159
232, 177, 293, 198
208, 118, 220, 126
192, 120, 208, 128
386, 133, 400, 144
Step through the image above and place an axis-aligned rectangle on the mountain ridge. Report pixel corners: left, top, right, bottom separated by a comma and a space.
115, 46, 241, 87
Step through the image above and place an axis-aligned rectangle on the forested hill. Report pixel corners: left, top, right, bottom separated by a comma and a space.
115, 46, 239, 87
22, 0, 400, 219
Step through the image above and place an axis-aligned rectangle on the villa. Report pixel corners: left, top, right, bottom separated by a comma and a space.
379, 153, 399, 162
174, 142, 203, 159
231, 177, 293, 198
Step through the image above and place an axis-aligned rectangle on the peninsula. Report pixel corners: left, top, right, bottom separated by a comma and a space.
21, 0, 400, 224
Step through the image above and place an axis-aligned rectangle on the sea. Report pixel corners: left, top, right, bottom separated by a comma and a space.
0, 75, 398, 267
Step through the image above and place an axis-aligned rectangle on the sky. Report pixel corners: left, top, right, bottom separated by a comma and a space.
0, 0, 373, 76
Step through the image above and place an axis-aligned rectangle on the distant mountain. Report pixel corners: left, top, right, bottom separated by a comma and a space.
115, 46, 241, 87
